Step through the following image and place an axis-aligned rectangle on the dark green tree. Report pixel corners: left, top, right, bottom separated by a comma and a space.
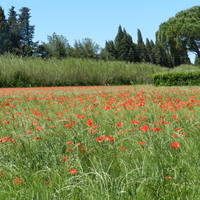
45, 33, 70, 58
7, 6, 21, 54
156, 6, 199, 65
153, 42, 173, 67
105, 40, 117, 59
114, 25, 125, 60
0, 7, 9, 54
71, 38, 99, 59
145, 38, 152, 63
18, 7, 35, 56
137, 29, 147, 62
114, 26, 138, 62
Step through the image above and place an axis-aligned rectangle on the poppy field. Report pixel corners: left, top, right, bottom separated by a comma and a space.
0, 85, 200, 200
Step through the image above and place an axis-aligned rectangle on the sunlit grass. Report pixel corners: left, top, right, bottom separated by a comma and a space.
0, 85, 200, 199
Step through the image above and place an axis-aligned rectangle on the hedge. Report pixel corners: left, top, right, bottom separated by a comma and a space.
152, 71, 200, 86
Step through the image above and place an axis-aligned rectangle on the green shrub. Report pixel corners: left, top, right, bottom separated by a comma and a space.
152, 71, 200, 86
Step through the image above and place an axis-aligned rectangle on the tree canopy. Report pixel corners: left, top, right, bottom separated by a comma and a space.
156, 6, 200, 61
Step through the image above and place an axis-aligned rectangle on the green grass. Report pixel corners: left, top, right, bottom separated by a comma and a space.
0, 85, 200, 199
0, 54, 170, 87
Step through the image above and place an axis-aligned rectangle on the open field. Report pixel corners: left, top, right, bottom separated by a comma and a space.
0, 85, 200, 200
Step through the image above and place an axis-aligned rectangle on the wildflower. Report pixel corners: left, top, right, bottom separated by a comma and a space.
0, 136, 9, 143
116, 122, 122, 128
172, 114, 177, 120
10, 138, 14, 143
105, 136, 114, 142
76, 142, 81, 146
165, 176, 171, 180
171, 134, 178, 138
182, 132, 187, 136
36, 126, 43, 131
66, 148, 73, 152
104, 106, 110, 110
171, 142, 180, 149
175, 128, 181, 132
66, 142, 72, 145
87, 119, 93, 127
138, 142, 145, 146
152, 127, 161, 132
140, 125, 149, 132
34, 136, 39, 140
26, 129, 32, 134
119, 146, 126, 150
65, 124, 71, 128
13, 178, 22, 184
96, 136, 105, 142
61, 157, 68, 162
132, 120, 139, 125
70, 169, 76, 175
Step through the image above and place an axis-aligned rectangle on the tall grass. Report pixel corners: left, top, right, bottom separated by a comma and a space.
0, 54, 169, 87
0, 54, 199, 87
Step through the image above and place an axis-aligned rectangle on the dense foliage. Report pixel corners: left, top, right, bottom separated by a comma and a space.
156, 6, 200, 66
1, 5, 197, 67
153, 71, 200, 86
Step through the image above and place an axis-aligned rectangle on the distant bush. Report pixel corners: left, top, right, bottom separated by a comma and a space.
153, 71, 200, 86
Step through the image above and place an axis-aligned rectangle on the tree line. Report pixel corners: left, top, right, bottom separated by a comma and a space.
0, 6, 196, 67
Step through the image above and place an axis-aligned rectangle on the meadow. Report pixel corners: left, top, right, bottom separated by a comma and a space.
0, 85, 200, 200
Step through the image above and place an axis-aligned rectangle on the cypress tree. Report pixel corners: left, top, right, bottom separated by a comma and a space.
18, 7, 35, 56
137, 29, 147, 62
114, 25, 125, 60
145, 38, 152, 63
0, 7, 9, 54
8, 6, 21, 54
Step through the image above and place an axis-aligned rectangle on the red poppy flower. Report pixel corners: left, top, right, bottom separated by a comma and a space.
65, 124, 71, 128
116, 122, 122, 128
105, 136, 114, 142
34, 136, 39, 140
62, 157, 68, 162
171, 142, 180, 149
70, 169, 76, 175
138, 141, 145, 146
140, 125, 149, 132
13, 178, 22, 184
152, 127, 161, 132
87, 119, 93, 126
0, 136, 9, 143
171, 134, 178, 138
132, 120, 139, 125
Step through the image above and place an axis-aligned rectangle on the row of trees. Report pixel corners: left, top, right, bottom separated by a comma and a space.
0, 5, 197, 67
104, 26, 190, 67
0, 6, 35, 56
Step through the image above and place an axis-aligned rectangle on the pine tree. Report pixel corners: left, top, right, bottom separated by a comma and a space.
18, 7, 35, 56
0, 7, 9, 54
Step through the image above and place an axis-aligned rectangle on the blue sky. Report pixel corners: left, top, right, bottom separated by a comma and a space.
1, 0, 199, 58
